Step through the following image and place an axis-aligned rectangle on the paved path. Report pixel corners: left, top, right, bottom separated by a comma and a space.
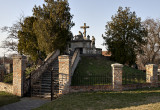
0, 97, 50, 110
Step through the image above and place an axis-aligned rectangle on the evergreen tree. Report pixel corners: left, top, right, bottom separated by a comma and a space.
103, 7, 147, 65
17, 0, 74, 62
18, 17, 46, 62
33, 0, 74, 54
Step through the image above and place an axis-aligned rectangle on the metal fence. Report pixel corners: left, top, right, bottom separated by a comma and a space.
122, 67, 146, 85
71, 72, 112, 86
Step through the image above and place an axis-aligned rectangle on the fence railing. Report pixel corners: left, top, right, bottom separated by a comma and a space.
71, 66, 147, 86
23, 50, 60, 96
122, 66, 146, 85
71, 73, 112, 86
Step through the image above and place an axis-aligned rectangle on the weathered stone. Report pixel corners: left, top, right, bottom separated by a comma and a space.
0, 82, 13, 93
13, 55, 27, 97
111, 63, 123, 91
146, 64, 158, 87
58, 55, 71, 94
69, 23, 102, 55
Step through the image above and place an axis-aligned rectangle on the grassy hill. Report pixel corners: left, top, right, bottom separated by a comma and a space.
71, 56, 146, 86
35, 88, 160, 110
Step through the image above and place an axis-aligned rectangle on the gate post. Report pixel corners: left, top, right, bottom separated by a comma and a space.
58, 55, 71, 95
12, 55, 27, 97
146, 64, 158, 87
111, 63, 123, 91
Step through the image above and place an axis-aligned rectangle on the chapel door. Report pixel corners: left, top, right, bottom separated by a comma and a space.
80, 48, 83, 54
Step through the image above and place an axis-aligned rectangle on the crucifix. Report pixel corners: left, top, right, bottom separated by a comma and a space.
80, 23, 89, 39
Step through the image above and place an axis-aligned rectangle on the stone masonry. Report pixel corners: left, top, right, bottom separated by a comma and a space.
146, 64, 158, 87
0, 82, 13, 93
58, 55, 71, 95
12, 55, 27, 97
111, 63, 123, 91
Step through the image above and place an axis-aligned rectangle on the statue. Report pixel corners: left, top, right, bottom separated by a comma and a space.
91, 36, 95, 48
79, 31, 83, 36
87, 35, 90, 40
74, 31, 83, 40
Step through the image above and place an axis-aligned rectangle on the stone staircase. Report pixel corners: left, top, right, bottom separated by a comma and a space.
31, 57, 59, 98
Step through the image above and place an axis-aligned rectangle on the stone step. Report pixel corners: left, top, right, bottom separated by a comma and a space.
31, 57, 60, 98
32, 94, 51, 98
34, 82, 51, 85
41, 86, 51, 89
32, 89, 51, 93
31, 93, 51, 98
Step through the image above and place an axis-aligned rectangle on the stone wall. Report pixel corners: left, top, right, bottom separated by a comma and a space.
70, 83, 160, 93
70, 40, 91, 52
123, 83, 159, 90
71, 49, 80, 76
84, 48, 102, 55
0, 82, 13, 94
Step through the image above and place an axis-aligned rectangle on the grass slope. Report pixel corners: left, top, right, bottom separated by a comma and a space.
71, 56, 146, 86
0, 91, 20, 107
35, 87, 160, 110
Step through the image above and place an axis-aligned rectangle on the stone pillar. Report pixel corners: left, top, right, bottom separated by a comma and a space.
12, 55, 26, 97
58, 55, 71, 94
111, 63, 123, 91
146, 64, 158, 86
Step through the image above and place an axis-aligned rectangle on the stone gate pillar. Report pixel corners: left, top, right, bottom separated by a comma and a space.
146, 64, 158, 87
58, 55, 71, 95
12, 55, 27, 97
111, 63, 123, 91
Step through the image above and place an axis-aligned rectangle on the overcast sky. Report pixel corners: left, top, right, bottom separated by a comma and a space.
0, 0, 160, 56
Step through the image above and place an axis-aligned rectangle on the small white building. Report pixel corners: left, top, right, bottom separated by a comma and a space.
69, 23, 102, 55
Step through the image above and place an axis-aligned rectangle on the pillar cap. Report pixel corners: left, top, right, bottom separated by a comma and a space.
111, 63, 123, 68
12, 54, 26, 59
145, 64, 158, 67
58, 55, 70, 59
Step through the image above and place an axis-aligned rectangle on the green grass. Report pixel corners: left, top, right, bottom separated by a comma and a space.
0, 91, 20, 107
34, 87, 160, 110
71, 56, 146, 86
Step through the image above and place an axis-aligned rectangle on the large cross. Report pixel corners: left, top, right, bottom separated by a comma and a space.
80, 23, 89, 39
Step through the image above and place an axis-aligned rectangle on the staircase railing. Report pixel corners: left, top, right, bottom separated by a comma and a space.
71, 49, 80, 76
24, 50, 60, 96
31, 50, 60, 85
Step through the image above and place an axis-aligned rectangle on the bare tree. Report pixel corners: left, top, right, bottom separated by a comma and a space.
136, 18, 160, 70
0, 15, 24, 53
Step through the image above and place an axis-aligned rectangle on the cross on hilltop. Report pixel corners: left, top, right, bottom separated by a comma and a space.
80, 23, 89, 39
